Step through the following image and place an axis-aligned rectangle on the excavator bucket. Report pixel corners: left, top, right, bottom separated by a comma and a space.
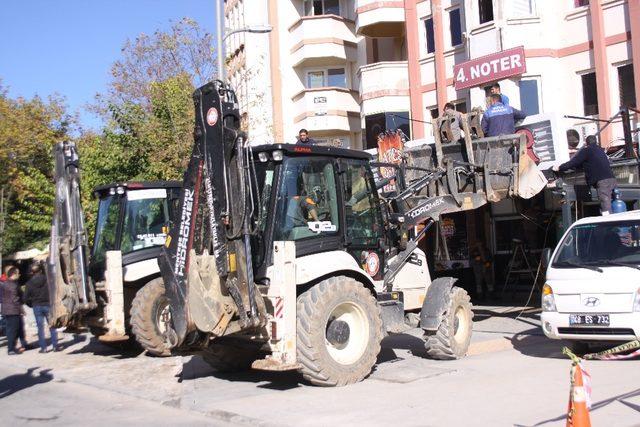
47, 142, 96, 327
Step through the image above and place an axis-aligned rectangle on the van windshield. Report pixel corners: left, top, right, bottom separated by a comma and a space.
553, 220, 640, 267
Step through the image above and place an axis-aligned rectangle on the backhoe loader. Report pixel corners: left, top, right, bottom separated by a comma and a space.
47, 141, 180, 355
132, 80, 546, 386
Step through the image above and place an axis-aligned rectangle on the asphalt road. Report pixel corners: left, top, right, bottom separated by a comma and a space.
0, 306, 639, 426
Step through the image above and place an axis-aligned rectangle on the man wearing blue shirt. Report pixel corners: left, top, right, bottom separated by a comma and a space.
481, 94, 527, 137
491, 83, 509, 106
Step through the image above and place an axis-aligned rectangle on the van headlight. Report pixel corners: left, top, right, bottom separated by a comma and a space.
542, 284, 557, 312
634, 288, 640, 312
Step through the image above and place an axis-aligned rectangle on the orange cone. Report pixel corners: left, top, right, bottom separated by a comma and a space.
566, 362, 591, 427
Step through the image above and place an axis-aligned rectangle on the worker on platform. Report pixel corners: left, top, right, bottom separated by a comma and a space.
440, 103, 464, 143
490, 82, 510, 106
553, 135, 617, 215
481, 94, 527, 137
296, 129, 317, 145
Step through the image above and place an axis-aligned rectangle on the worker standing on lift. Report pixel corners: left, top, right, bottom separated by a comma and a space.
553, 135, 617, 215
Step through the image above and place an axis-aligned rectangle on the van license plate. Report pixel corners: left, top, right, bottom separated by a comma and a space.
569, 314, 610, 326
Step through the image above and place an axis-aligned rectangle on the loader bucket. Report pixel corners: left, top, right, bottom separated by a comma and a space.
400, 133, 546, 213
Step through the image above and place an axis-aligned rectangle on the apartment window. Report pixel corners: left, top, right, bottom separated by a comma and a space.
581, 72, 599, 116
306, 68, 347, 89
304, 0, 340, 16
327, 68, 346, 87
425, 17, 435, 54
574, 0, 589, 7
478, 0, 494, 24
450, 9, 463, 47
519, 79, 540, 116
509, 0, 536, 17
307, 71, 325, 88
618, 64, 636, 108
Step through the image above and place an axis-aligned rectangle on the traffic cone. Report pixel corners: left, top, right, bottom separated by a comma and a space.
566, 362, 591, 427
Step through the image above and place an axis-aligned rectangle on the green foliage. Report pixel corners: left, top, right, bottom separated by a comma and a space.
0, 83, 72, 255
0, 18, 216, 253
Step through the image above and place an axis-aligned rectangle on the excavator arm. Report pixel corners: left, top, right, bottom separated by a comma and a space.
158, 81, 266, 348
47, 142, 97, 327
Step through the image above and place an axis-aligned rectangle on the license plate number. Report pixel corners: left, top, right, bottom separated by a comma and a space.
569, 314, 610, 326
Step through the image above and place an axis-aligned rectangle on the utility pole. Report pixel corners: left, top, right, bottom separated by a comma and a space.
216, 0, 224, 81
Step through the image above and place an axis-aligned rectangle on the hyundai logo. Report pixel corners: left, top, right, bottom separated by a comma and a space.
583, 297, 600, 307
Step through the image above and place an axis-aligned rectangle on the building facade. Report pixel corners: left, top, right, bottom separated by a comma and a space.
225, 0, 639, 150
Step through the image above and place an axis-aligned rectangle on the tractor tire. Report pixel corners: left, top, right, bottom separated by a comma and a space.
201, 341, 264, 373
296, 276, 384, 387
130, 278, 172, 357
424, 286, 473, 360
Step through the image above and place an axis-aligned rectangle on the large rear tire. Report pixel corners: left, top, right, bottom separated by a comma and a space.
130, 278, 172, 357
424, 286, 473, 360
296, 276, 383, 387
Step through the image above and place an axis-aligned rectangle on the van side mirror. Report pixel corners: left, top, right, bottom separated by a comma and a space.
541, 248, 552, 271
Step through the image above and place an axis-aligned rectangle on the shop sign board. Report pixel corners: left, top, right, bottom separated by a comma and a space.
453, 46, 526, 90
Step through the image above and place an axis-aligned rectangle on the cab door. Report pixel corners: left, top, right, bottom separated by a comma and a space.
340, 159, 386, 280
272, 156, 343, 257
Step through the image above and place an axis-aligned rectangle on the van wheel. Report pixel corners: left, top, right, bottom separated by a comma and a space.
130, 278, 172, 357
296, 276, 384, 387
424, 287, 473, 360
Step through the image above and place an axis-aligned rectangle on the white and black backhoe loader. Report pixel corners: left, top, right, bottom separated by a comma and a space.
47, 142, 181, 355
133, 81, 546, 385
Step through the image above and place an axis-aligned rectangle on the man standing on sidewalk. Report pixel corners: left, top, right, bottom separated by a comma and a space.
1, 267, 25, 355
553, 135, 617, 215
25, 263, 59, 353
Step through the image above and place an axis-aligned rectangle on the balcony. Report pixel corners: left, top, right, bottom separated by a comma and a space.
358, 61, 410, 116
355, 0, 406, 37
292, 88, 360, 134
289, 15, 357, 68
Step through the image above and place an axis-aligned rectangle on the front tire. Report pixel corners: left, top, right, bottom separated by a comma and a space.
296, 276, 384, 387
424, 286, 473, 360
130, 278, 172, 357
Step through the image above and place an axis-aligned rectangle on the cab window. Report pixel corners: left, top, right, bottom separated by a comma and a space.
274, 157, 339, 241
343, 160, 383, 246
120, 191, 170, 253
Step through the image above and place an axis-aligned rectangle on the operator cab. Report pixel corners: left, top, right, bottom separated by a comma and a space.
251, 144, 386, 281
89, 181, 181, 282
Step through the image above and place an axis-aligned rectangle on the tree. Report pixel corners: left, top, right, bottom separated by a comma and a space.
78, 18, 217, 239
0, 81, 75, 256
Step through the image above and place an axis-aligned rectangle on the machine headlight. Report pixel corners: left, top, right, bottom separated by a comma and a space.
542, 284, 557, 312
272, 150, 283, 161
634, 288, 640, 312
258, 152, 269, 163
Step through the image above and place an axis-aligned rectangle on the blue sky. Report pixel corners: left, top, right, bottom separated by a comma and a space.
0, 0, 218, 130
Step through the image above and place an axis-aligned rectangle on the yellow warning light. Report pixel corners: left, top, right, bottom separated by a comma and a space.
542, 284, 553, 295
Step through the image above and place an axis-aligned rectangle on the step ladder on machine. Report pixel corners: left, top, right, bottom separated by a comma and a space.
501, 238, 540, 299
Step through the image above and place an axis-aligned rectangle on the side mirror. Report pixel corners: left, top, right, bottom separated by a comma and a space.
541, 248, 552, 271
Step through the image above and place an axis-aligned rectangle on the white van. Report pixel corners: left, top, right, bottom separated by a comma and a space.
541, 210, 640, 347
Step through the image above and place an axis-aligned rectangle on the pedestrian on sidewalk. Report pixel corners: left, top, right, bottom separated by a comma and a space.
1, 267, 26, 355
553, 135, 617, 215
25, 263, 59, 353
296, 129, 317, 145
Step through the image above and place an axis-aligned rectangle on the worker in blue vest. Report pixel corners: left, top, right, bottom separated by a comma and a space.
481, 94, 527, 137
